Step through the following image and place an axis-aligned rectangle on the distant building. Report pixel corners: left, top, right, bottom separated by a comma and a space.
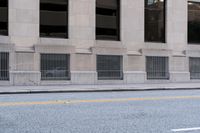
0, 0, 200, 85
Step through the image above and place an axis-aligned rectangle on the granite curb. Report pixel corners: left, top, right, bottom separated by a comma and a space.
0, 84, 200, 94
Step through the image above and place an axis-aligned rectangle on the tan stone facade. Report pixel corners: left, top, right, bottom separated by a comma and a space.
0, 0, 200, 85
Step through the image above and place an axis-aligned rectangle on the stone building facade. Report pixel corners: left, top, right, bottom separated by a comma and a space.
0, 0, 200, 85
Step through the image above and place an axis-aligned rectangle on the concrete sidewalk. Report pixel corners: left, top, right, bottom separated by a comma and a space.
0, 82, 200, 94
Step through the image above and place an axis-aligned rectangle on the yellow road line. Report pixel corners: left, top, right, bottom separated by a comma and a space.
0, 95, 200, 107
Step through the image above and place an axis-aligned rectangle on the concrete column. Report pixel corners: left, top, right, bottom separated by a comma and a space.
71, 53, 97, 84
69, 0, 97, 84
121, 0, 144, 50
9, 0, 40, 85
9, 0, 39, 49
69, 0, 95, 49
167, 0, 190, 82
167, 0, 187, 50
121, 0, 145, 84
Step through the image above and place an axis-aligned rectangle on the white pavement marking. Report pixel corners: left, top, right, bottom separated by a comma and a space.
171, 127, 200, 132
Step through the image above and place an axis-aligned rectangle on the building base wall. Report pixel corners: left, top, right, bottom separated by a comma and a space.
0, 81, 10, 86
96, 80, 124, 85
71, 71, 97, 85
170, 72, 190, 82
10, 71, 41, 86
124, 71, 146, 84
0, 44, 199, 86
40, 80, 71, 86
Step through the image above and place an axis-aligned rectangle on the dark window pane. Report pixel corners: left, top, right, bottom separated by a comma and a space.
0, 0, 8, 36
97, 55, 123, 80
0, 52, 9, 80
40, 0, 68, 38
189, 57, 200, 79
146, 56, 169, 79
145, 0, 165, 42
96, 0, 120, 40
41, 54, 70, 80
188, 2, 200, 44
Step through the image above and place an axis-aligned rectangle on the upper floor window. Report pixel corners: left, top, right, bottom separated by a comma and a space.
40, 0, 68, 38
188, 1, 200, 44
145, 0, 166, 43
0, 0, 8, 36
96, 0, 120, 41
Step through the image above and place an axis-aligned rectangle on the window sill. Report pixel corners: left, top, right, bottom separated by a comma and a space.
144, 42, 166, 45
39, 37, 70, 45
188, 43, 200, 45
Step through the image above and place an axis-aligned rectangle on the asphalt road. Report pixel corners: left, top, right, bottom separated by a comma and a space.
1, 89, 200, 133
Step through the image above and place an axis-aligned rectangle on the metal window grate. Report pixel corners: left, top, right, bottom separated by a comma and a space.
189, 57, 200, 79
0, 52, 9, 80
41, 54, 70, 80
97, 55, 123, 80
146, 56, 169, 80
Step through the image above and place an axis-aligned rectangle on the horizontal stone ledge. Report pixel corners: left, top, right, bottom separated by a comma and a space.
124, 71, 145, 74
71, 71, 97, 74
34, 44, 76, 54
10, 71, 41, 74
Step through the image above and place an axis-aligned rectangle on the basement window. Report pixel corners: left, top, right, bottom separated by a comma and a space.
0, 52, 9, 80
190, 57, 200, 79
146, 56, 169, 80
41, 54, 70, 80
97, 55, 123, 80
